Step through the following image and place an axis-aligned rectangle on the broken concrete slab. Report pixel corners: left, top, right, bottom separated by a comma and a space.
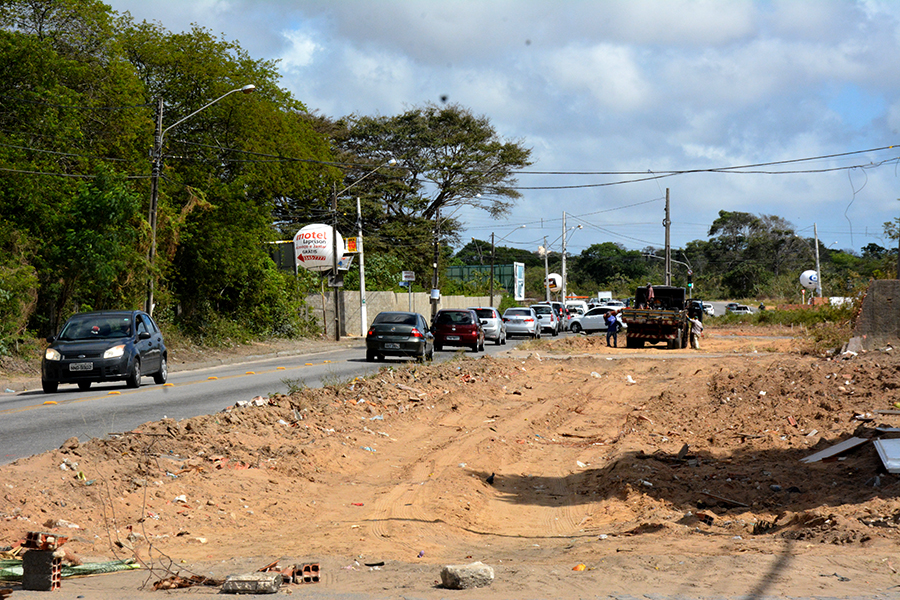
440, 561, 494, 589
221, 572, 281, 594
799, 436, 868, 463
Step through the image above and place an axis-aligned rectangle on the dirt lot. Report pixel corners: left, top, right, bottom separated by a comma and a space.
3, 326, 900, 598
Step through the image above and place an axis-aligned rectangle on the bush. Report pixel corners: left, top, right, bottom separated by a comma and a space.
0, 261, 38, 356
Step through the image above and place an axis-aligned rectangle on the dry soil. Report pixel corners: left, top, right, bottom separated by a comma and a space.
3, 326, 900, 599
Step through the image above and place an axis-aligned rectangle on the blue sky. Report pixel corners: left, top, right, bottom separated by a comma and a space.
107, 0, 900, 259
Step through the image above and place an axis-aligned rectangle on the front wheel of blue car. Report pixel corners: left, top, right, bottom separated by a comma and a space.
126, 359, 141, 388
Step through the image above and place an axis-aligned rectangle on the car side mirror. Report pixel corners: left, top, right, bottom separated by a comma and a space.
138, 331, 151, 340
46, 335, 56, 343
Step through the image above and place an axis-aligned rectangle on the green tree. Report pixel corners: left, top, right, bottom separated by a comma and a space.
331, 104, 533, 281
52, 168, 147, 311
116, 19, 335, 333
573, 242, 649, 287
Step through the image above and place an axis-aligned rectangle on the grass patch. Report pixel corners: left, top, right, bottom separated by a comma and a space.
280, 377, 308, 395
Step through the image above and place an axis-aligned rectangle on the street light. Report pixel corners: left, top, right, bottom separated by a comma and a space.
540, 224, 580, 302
146, 84, 256, 315
560, 213, 582, 304
328, 158, 396, 341
431, 197, 477, 319
489, 225, 526, 307
350, 158, 397, 340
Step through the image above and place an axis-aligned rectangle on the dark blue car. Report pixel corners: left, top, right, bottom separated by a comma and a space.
41, 310, 167, 393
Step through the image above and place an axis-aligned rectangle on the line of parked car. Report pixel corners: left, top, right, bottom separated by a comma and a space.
364, 298, 643, 363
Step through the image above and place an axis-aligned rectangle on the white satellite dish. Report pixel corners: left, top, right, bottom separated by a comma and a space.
799, 270, 819, 291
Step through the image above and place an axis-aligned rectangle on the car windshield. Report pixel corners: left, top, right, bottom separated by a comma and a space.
373, 313, 417, 326
471, 309, 495, 319
505, 309, 530, 316
58, 315, 132, 340
532, 306, 552, 315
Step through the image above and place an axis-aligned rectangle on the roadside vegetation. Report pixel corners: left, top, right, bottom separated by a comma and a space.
0, 1, 895, 362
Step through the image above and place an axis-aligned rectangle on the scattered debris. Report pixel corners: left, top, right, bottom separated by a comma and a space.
154, 574, 223, 590
222, 572, 281, 594
799, 437, 868, 464
701, 491, 748, 508
874, 439, 900, 473
440, 561, 494, 589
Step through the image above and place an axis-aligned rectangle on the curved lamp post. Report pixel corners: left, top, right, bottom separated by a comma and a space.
560, 213, 583, 304
146, 84, 256, 315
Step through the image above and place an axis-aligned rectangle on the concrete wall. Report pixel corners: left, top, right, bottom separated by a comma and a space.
307, 290, 501, 337
848, 280, 900, 351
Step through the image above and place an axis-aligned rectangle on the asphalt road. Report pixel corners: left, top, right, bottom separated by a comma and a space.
0, 334, 537, 465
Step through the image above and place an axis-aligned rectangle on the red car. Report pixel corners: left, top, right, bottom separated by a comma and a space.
432, 309, 485, 352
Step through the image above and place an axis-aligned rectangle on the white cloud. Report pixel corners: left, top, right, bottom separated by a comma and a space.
543, 44, 652, 112
279, 30, 318, 70
104, 0, 900, 252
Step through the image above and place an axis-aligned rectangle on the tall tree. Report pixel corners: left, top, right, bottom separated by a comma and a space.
331, 104, 532, 280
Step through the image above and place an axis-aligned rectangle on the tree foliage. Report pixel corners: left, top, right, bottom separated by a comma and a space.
324, 104, 533, 282
0, 0, 334, 340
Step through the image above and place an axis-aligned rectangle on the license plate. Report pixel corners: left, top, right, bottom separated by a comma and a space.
69, 362, 93, 371
446, 336, 460, 341
384, 343, 400, 349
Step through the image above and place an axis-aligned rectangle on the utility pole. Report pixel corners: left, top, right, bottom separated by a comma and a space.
357, 197, 367, 336
146, 97, 164, 315
431, 208, 440, 319
814, 222, 823, 298
664, 188, 671, 286
489, 232, 495, 307
543, 236, 550, 302
561, 212, 568, 304
332, 185, 341, 341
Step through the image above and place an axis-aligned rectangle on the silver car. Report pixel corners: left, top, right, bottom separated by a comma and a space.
469, 307, 507, 345
502, 307, 541, 339
530, 304, 560, 336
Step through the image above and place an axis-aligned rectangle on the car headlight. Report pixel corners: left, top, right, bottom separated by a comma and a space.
103, 345, 126, 359
45, 348, 61, 361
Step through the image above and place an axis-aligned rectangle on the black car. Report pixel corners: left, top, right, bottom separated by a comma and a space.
366, 311, 434, 362
41, 310, 167, 393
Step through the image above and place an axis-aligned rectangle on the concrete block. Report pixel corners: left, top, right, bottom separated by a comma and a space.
221, 572, 282, 594
440, 561, 494, 589
22, 549, 62, 591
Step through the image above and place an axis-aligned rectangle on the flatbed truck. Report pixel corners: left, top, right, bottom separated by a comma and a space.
621, 285, 689, 349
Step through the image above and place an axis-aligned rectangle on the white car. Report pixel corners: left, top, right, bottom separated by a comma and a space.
729, 305, 753, 315
702, 302, 715, 316
568, 306, 626, 334
600, 300, 626, 309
